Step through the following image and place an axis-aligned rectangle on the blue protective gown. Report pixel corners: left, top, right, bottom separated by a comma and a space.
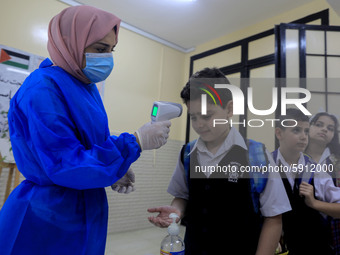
0, 58, 141, 254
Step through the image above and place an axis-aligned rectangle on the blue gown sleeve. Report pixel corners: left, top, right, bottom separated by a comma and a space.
20, 81, 140, 190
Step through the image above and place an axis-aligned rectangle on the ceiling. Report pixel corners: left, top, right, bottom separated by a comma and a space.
59, 0, 320, 52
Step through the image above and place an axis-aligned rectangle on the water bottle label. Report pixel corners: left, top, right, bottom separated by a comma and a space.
160, 249, 185, 255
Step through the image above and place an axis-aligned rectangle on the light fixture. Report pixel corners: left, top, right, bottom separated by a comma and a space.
172, 0, 196, 2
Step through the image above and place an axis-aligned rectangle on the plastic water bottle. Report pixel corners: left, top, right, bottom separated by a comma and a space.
160, 213, 185, 255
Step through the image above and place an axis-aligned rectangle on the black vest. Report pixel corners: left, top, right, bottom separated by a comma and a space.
184, 145, 261, 255
281, 173, 333, 255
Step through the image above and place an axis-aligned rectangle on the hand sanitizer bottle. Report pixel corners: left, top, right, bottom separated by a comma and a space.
160, 213, 185, 255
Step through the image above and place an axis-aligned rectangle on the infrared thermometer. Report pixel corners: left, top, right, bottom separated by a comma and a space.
151, 101, 183, 122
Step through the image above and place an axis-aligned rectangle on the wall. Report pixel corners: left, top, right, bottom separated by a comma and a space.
104, 28, 186, 137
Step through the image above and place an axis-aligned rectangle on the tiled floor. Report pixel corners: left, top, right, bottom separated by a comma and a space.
105, 226, 186, 255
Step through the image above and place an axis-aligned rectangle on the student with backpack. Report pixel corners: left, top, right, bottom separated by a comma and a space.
304, 112, 340, 254
148, 68, 291, 255
273, 109, 340, 255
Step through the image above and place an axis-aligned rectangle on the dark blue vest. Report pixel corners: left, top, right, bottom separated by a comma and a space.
272, 150, 333, 255
183, 145, 262, 255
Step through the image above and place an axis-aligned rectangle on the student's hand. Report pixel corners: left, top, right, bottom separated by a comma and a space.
111, 168, 135, 194
299, 181, 316, 208
135, 121, 171, 151
147, 206, 181, 228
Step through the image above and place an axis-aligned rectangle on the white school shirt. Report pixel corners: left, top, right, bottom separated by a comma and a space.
275, 149, 340, 203
318, 147, 331, 165
167, 127, 291, 217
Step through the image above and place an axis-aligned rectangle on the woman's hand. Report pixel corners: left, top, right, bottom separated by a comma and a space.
135, 121, 171, 151
111, 168, 135, 194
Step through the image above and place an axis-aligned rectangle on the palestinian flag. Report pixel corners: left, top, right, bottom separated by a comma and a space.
0, 48, 30, 70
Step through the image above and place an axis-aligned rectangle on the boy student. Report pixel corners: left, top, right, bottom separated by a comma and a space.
148, 67, 291, 255
273, 108, 340, 255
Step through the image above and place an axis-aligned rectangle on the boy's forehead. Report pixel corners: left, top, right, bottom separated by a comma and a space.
296, 120, 310, 128
187, 98, 223, 114
187, 98, 201, 109
285, 120, 309, 129
187, 99, 201, 115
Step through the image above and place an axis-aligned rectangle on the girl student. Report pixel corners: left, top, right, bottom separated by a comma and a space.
305, 112, 340, 254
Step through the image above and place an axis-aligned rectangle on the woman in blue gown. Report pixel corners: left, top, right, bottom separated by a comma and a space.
0, 5, 171, 254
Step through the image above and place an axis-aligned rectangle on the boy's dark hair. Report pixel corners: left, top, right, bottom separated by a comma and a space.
180, 67, 232, 108
310, 112, 340, 157
276, 108, 310, 129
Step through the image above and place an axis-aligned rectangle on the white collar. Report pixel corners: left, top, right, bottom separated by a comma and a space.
275, 148, 306, 168
318, 147, 331, 164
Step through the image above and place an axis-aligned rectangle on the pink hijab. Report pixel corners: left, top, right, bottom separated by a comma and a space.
47, 5, 121, 84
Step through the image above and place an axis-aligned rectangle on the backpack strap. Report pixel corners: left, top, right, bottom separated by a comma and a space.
295, 154, 315, 185
181, 139, 197, 186
272, 149, 279, 163
247, 139, 269, 214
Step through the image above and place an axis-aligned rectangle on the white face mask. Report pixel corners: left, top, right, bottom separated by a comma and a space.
82, 53, 114, 83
